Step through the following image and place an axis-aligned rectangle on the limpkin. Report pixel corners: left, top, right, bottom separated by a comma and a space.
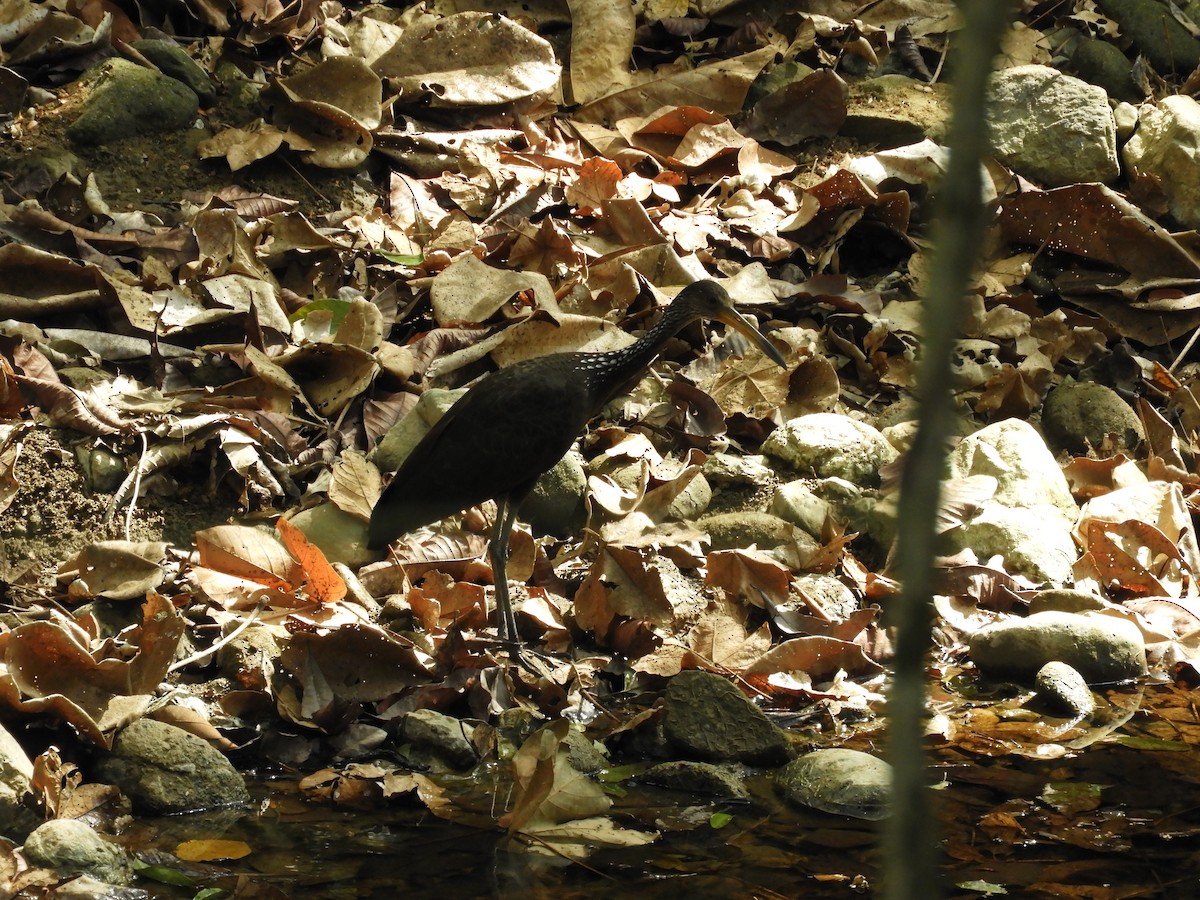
367, 279, 787, 640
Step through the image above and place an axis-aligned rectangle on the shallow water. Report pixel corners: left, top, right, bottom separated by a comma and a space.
116, 683, 1200, 899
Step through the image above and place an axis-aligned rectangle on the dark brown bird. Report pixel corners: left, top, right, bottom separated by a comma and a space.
368, 279, 787, 640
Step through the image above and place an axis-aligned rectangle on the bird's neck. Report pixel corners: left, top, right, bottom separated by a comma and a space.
582, 301, 698, 406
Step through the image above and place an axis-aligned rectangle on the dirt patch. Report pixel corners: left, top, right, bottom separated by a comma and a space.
0, 70, 363, 218
1, 426, 242, 586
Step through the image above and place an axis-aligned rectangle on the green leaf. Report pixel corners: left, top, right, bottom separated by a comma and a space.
955, 880, 1008, 895
596, 763, 653, 783
288, 297, 351, 326
1112, 734, 1191, 751
131, 858, 195, 887
376, 251, 424, 266
709, 812, 733, 829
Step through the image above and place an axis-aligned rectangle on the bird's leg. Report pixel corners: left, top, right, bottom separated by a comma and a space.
488, 494, 521, 642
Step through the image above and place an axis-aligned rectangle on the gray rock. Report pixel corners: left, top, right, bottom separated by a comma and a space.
843, 76, 950, 146
94, 719, 249, 813
0, 723, 37, 837
949, 419, 1078, 517
1070, 37, 1139, 103
644, 760, 749, 799
763, 413, 897, 485
1095, 0, 1200, 75
76, 445, 126, 493
1041, 382, 1143, 454
702, 452, 774, 486
810, 477, 875, 533
1123, 95, 1200, 230
1035, 661, 1096, 718
1113, 101, 1139, 139
970, 611, 1147, 684
988, 65, 1118, 186
1027, 588, 1110, 615
944, 503, 1077, 583
22, 819, 133, 886
523, 452, 587, 537
400, 709, 476, 770
131, 39, 216, 105
662, 670, 790, 766
67, 59, 199, 146
770, 481, 831, 538
698, 510, 820, 556
778, 749, 891, 820
663, 471, 712, 521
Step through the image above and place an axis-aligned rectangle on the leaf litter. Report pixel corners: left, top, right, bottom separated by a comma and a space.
0, 0, 1200, 895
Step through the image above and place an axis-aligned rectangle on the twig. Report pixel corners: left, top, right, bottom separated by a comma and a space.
123, 431, 148, 541
1169, 322, 1200, 373
168, 598, 268, 673
885, 3, 1017, 900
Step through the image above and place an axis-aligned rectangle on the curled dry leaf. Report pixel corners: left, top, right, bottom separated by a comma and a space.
373, 12, 562, 106
742, 69, 849, 146
0, 594, 183, 746
501, 720, 612, 835
267, 56, 383, 169
329, 449, 382, 521
278, 623, 431, 706
574, 545, 673, 636
567, 0, 635, 104
57, 540, 169, 601
743, 634, 884, 681
196, 524, 301, 590
999, 183, 1200, 281
429, 253, 556, 326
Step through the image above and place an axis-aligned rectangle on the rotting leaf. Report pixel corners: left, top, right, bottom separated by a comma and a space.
706, 548, 791, 609
501, 719, 612, 834
998, 183, 1200, 280
574, 545, 673, 636
279, 623, 430, 705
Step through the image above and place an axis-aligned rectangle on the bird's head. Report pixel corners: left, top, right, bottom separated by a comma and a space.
671, 280, 787, 368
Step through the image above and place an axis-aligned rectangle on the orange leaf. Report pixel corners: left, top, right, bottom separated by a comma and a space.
175, 839, 252, 862
277, 517, 346, 604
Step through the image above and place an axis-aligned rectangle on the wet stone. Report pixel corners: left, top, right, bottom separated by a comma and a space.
22, 819, 134, 885
970, 610, 1147, 684
93, 718, 249, 814
131, 39, 216, 105
1041, 381, 1143, 455
400, 709, 477, 770
1034, 661, 1096, 718
644, 760, 749, 799
662, 670, 790, 766
778, 749, 891, 821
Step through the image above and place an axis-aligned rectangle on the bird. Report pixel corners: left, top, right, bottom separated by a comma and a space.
367, 279, 787, 641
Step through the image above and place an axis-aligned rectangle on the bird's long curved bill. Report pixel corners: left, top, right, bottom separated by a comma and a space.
715, 308, 788, 367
